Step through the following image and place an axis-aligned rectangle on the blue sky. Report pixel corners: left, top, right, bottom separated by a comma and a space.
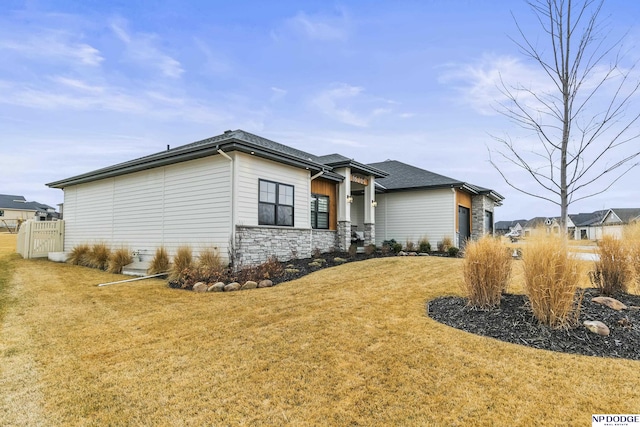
2, 0, 639, 220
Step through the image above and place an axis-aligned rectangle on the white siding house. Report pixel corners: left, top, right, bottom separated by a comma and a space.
47, 130, 503, 267
374, 189, 455, 247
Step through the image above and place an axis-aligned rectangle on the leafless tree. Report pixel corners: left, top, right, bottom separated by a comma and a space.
491, 0, 640, 232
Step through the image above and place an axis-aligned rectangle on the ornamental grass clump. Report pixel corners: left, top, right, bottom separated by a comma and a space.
67, 243, 91, 266
107, 247, 133, 274
590, 234, 632, 295
624, 222, 640, 291
148, 246, 170, 275
88, 242, 111, 270
462, 236, 512, 308
170, 246, 194, 281
522, 233, 582, 329
197, 246, 226, 282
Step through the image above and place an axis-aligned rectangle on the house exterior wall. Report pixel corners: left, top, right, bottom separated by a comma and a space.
375, 188, 455, 247
311, 178, 337, 230
235, 152, 311, 228
0, 208, 38, 223
235, 226, 336, 266
471, 195, 496, 241
62, 155, 232, 262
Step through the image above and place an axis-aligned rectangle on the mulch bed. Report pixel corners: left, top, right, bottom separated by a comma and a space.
427, 289, 640, 360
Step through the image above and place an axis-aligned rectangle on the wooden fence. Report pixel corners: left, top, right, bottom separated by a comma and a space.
16, 220, 64, 259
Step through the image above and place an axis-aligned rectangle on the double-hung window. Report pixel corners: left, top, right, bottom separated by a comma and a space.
311, 194, 329, 229
259, 180, 294, 226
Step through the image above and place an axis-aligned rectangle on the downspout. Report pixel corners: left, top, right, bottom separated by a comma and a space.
217, 148, 235, 264
451, 187, 457, 247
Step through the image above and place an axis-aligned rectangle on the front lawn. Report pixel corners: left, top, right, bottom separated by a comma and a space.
1, 233, 638, 426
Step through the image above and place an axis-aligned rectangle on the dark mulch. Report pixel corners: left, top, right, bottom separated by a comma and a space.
428, 288, 640, 360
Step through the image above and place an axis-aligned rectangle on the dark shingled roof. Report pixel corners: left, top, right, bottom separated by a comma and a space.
48, 129, 337, 188
367, 160, 503, 202
0, 194, 55, 212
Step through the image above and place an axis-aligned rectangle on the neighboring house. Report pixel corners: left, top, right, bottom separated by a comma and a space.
46, 129, 503, 266
495, 219, 526, 236
523, 216, 576, 237
570, 208, 640, 240
0, 194, 58, 229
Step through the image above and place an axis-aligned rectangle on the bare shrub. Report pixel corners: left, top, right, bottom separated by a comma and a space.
589, 235, 631, 295
462, 236, 512, 308
107, 247, 133, 274
312, 247, 322, 258
364, 244, 376, 256
522, 234, 582, 328
67, 244, 91, 266
88, 242, 111, 270
348, 243, 358, 257
233, 256, 284, 284
438, 236, 453, 252
171, 246, 194, 281
197, 246, 226, 282
405, 239, 416, 252
148, 246, 170, 275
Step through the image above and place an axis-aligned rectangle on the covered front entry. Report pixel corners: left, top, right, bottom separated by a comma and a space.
458, 205, 470, 248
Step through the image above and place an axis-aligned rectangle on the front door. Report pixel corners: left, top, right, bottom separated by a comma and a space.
458, 206, 471, 248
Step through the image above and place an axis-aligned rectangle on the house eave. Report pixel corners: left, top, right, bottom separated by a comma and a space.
46, 138, 336, 189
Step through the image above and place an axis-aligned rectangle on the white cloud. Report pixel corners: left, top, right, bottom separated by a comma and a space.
275, 8, 350, 42
110, 18, 184, 78
0, 31, 103, 66
311, 83, 395, 127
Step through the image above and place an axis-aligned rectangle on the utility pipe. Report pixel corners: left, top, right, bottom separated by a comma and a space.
97, 273, 168, 287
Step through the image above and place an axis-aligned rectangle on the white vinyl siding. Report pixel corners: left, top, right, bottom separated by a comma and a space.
235, 152, 310, 228
375, 188, 455, 246
62, 156, 232, 260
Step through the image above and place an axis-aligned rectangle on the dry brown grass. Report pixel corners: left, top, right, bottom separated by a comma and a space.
1, 233, 640, 426
590, 235, 632, 295
625, 223, 640, 292
107, 247, 133, 274
170, 245, 193, 281
522, 233, 582, 329
462, 236, 512, 308
88, 242, 111, 270
66, 243, 91, 266
147, 246, 170, 275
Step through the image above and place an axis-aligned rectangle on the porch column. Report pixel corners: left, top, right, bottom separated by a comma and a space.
336, 167, 351, 251
363, 175, 376, 246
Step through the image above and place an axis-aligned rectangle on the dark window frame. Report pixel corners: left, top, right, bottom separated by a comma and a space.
311, 194, 330, 229
258, 179, 294, 227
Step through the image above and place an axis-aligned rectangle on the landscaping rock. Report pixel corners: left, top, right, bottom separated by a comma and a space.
419, 252, 430, 256
583, 320, 610, 336
398, 251, 407, 256
592, 296, 627, 311
208, 282, 225, 292
224, 282, 241, 292
308, 261, 321, 268
242, 280, 258, 290
333, 257, 347, 264
192, 282, 208, 292
284, 268, 300, 273
258, 279, 273, 288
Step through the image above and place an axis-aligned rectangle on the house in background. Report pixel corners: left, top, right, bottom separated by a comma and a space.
0, 194, 58, 230
494, 219, 526, 236
47, 130, 503, 266
570, 208, 640, 240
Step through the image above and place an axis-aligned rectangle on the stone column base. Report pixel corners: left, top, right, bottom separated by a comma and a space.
337, 221, 351, 251
364, 223, 375, 246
